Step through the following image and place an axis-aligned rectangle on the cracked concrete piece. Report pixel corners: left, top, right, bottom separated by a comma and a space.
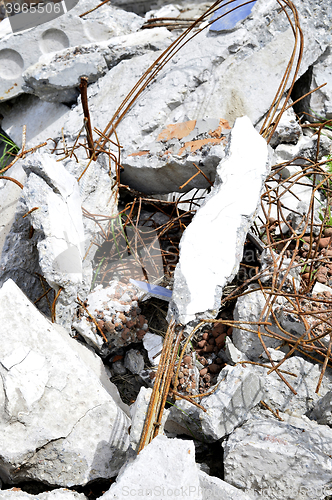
129, 387, 168, 452
120, 119, 228, 194
0, 94, 69, 149
22, 44, 108, 104
0, 278, 130, 487
22, 153, 86, 327
167, 116, 269, 325
223, 413, 332, 500
0, 490, 87, 500
166, 364, 264, 441
124, 349, 145, 374
259, 356, 332, 416
0, 0, 143, 101
29, 0, 332, 171
199, 470, 252, 500
232, 286, 289, 360
101, 435, 202, 500
0, 151, 117, 326
295, 46, 332, 121
308, 391, 332, 426
22, 28, 173, 104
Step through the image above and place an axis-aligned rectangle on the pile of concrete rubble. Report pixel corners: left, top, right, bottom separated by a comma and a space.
1, 0, 332, 499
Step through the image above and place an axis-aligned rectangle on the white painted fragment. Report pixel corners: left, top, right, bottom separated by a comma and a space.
168, 116, 270, 325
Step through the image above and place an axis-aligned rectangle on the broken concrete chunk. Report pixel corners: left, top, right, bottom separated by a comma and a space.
0, 94, 69, 149
0, 490, 87, 500
167, 364, 264, 441
167, 116, 269, 325
129, 386, 168, 452
199, 470, 252, 500
101, 435, 202, 500
143, 332, 163, 365
232, 286, 287, 360
294, 46, 332, 122
223, 413, 332, 500
124, 349, 145, 374
22, 28, 173, 104
121, 118, 228, 194
260, 356, 332, 416
0, 279, 130, 487
22, 45, 108, 104
22, 153, 86, 327
0, 0, 143, 102
308, 391, 332, 426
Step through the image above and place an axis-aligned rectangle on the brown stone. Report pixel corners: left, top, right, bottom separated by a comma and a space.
136, 329, 146, 340
215, 333, 226, 347
208, 337, 216, 346
200, 368, 208, 377
183, 355, 192, 366
202, 332, 209, 341
126, 319, 136, 329
197, 340, 207, 349
227, 326, 233, 335
121, 328, 130, 341
319, 237, 332, 249
324, 228, 332, 238
203, 344, 214, 353
208, 363, 221, 374
137, 315, 146, 328
105, 321, 115, 333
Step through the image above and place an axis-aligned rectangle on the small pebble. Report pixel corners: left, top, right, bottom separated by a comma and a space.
183, 355, 192, 365
197, 340, 207, 348
208, 363, 221, 374
319, 237, 332, 249
200, 368, 208, 377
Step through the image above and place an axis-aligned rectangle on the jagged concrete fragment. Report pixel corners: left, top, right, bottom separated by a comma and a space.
274, 133, 331, 164
73, 281, 149, 356
166, 364, 264, 441
23, 45, 108, 104
101, 435, 202, 500
143, 332, 163, 365
0, 152, 117, 324
259, 103, 302, 148
223, 413, 332, 500
30, 0, 332, 180
0, 162, 26, 259
22, 28, 173, 104
124, 349, 145, 374
199, 471, 252, 500
167, 116, 269, 325
0, 490, 87, 500
0, 279, 130, 487
0, 94, 69, 148
232, 286, 286, 360
294, 46, 332, 121
129, 387, 168, 452
121, 118, 228, 194
0, 0, 143, 101
308, 391, 332, 426
260, 356, 332, 416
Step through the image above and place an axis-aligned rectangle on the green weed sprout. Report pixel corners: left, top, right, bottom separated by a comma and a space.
0, 132, 19, 170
